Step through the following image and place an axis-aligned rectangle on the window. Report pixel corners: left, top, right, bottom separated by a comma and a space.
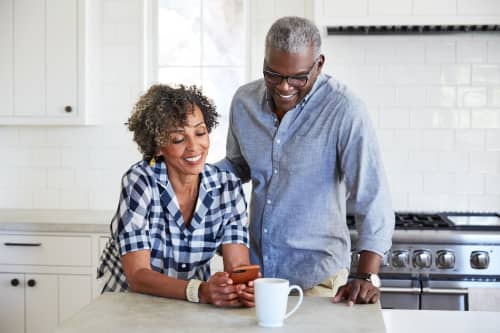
149, 0, 248, 162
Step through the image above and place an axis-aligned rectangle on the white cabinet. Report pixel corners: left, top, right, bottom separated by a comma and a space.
0, 232, 102, 333
0, 0, 100, 125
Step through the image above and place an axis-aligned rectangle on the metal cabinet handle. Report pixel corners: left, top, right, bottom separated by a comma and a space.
4, 242, 42, 247
380, 287, 421, 294
27, 279, 36, 287
422, 287, 467, 295
64, 105, 72, 113
10, 278, 20, 287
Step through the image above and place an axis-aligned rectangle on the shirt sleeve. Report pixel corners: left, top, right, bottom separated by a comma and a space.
338, 98, 394, 256
215, 93, 251, 183
114, 168, 152, 256
221, 176, 249, 247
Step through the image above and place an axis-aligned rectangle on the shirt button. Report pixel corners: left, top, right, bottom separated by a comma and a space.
181, 264, 186, 268
276, 139, 281, 144
266, 199, 272, 204
264, 228, 268, 233
274, 169, 278, 174
264, 255, 269, 260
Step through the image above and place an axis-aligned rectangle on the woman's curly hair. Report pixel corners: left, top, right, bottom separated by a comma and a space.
128, 84, 219, 160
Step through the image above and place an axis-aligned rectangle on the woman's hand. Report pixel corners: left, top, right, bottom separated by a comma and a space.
199, 272, 246, 307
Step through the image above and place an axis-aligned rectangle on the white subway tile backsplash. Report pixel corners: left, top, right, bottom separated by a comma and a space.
387, 172, 423, 193
457, 87, 487, 108
410, 108, 470, 129
425, 40, 455, 64
381, 65, 441, 85
486, 130, 500, 150
17, 168, 47, 189
457, 0, 500, 15
469, 151, 500, 173
424, 173, 456, 193
485, 175, 500, 195
471, 109, 500, 128
409, 194, 441, 211
397, 87, 426, 107
472, 65, 500, 85
490, 87, 500, 107
0, 190, 33, 209
33, 189, 60, 209
438, 151, 469, 172
441, 64, 470, 85
29, 148, 61, 167
394, 40, 425, 64
60, 190, 89, 209
413, 0, 457, 15
274, 0, 306, 17
439, 194, 469, 211
380, 108, 410, 128
421, 130, 455, 151
455, 173, 484, 194
469, 195, 500, 212
456, 39, 488, 64
391, 194, 409, 211
455, 130, 485, 151
17, 128, 49, 147
382, 151, 409, 171
392, 129, 424, 150
0, 128, 18, 146
408, 151, 441, 171
47, 168, 75, 189
488, 39, 500, 63
368, 0, 412, 16
426, 86, 456, 107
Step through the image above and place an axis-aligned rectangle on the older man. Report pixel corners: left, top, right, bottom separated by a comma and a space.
217, 16, 394, 305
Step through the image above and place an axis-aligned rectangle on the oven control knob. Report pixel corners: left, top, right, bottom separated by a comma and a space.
436, 250, 455, 269
391, 250, 409, 268
470, 251, 489, 269
413, 250, 432, 269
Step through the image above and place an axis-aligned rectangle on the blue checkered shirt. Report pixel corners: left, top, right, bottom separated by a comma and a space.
97, 158, 249, 292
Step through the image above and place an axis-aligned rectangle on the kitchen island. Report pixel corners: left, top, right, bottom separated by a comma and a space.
54, 292, 500, 333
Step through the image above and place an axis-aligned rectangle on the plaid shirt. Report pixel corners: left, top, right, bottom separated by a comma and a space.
97, 158, 249, 292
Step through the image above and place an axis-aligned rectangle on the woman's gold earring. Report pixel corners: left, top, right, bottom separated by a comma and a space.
149, 156, 156, 167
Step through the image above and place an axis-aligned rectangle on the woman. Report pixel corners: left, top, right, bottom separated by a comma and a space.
97, 84, 254, 307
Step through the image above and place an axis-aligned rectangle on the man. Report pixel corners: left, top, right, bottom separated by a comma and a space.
217, 16, 394, 305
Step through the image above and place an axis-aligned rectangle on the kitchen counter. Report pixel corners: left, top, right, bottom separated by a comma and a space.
0, 209, 112, 233
54, 293, 500, 333
55, 293, 387, 333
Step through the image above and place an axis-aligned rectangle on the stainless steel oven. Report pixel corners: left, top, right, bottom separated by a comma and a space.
349, 212, 500, 311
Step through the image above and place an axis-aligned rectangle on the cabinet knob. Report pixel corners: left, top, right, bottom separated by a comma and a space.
10, 278, 19, 287
27, 279, 36, 287
64, 105, 72, 113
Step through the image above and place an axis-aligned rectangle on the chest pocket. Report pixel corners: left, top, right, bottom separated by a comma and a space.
283, 135, 325, 172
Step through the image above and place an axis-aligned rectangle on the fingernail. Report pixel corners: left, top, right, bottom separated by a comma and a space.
348, 301, 353, 307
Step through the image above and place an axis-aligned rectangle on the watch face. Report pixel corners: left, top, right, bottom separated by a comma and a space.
370, 274, 381, 288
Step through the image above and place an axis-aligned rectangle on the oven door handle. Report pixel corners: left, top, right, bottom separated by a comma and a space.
422, 287, 468, 295
380, 287, 421, 294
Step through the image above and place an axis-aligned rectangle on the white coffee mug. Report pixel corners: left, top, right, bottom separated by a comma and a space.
254, 278, 304, 327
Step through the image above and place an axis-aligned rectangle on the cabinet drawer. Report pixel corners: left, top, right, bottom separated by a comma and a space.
0, 235, 91, 266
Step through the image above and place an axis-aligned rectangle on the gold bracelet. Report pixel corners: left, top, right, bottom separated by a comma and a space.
186, 279, 203, 303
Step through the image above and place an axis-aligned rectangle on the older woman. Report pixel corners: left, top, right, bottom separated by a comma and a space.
97, 84, 254, 307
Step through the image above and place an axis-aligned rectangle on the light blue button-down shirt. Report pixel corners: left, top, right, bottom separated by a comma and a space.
217, 73, 394, 289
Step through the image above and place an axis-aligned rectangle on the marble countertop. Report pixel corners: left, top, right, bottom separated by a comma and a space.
0, 209, 113, 233
55, 293, 386, 333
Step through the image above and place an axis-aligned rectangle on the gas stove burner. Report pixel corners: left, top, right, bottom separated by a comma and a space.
395, 213, 451, 229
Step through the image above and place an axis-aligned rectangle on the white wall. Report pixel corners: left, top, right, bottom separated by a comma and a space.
0, 0, 498, 213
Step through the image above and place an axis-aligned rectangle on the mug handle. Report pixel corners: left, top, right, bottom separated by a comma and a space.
284, 285, 303, 320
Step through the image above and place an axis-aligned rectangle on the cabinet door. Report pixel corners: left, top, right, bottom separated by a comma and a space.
14, 0, 46, 117
58, 275, 92, 323
0, 273, 25, 333
25, 274, 58, 333
46, 0, 78, 118
0, 0, 14, 117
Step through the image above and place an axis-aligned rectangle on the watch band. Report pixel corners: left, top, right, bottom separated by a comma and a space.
186, 279, 203, 303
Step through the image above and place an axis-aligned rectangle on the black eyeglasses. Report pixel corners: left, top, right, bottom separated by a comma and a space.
263, 58, 319, 88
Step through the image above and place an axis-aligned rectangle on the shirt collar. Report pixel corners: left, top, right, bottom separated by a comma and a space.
146, 157, 221, 192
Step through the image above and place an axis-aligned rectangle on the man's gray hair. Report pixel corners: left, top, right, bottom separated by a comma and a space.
265, 16, 321, 58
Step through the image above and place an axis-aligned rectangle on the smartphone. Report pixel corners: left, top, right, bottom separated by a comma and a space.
229, 264, 260, 284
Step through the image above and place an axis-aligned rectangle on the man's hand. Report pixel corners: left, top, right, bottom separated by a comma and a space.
332, 278, 380, 306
